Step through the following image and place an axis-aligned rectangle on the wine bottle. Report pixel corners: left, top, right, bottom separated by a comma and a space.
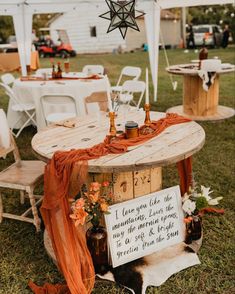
57, 62, 62, 78
199, 40, 208, 69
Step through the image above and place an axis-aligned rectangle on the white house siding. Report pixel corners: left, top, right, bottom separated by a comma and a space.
125, 18, 147, 52
49, 3, 125, 54
125, 18, 181, 52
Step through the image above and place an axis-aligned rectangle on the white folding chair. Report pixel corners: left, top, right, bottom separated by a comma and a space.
119, 80, 146, 109
0, 109, 45, 232
82, 65, 104, 75
111, 66, 142, 93
1, 73, 15, 87
0, 83, 37, 138
40, 94, 79, 125
35, 68, 52, 77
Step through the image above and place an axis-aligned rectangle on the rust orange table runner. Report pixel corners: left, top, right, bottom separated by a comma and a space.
30, 113, 192, 294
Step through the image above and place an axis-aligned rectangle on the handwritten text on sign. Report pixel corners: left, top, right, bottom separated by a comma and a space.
105, 186, 185, 267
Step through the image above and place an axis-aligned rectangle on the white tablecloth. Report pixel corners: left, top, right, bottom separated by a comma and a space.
8, 75, 108, 131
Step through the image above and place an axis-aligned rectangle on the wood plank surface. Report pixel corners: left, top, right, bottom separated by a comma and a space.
32, 111, 205, 173
167, 105, 235, 122
166, 63, 235, 76
183, 75, 219, 116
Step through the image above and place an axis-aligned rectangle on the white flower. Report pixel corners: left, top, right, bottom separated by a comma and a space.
182, 192, 190, 203
201, 185, 213, 201
208, 197, 223, 206
182, 199, 196, 215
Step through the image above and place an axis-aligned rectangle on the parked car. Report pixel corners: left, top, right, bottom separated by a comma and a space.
193, 24, 223, 48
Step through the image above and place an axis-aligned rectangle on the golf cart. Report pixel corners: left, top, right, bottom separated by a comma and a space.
34, 28, 76, 58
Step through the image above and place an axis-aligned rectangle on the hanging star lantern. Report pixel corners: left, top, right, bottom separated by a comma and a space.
99, 0, 145, 39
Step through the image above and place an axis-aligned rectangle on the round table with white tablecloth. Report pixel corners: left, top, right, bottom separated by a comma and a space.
7, 74, 108, 131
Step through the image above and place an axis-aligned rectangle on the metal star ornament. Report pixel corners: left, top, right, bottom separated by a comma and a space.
99, 0, 145, 39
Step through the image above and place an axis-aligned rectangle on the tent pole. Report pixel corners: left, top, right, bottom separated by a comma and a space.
153, 2, 160, 102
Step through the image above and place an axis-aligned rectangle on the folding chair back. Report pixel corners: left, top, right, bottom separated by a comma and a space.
116, 66, 142, 87
0, 83, 37, 137
121, 80, 146, 109
82, 65, 104, 75
40, 94, 78, 125
1, 73, 15, 86
35, 68, 52, 76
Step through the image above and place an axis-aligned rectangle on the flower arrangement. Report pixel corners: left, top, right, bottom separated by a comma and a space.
182, 185, 223, 220
70, 181, 112, 228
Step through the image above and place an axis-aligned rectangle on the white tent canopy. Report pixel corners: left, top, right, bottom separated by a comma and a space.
0, 0, 234, 97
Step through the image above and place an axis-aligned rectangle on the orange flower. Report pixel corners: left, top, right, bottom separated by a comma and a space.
88, 191, 99, 203
99, 198, 109, 212
184, 217, 193, 224
100, 202, 109, 212
102, 181, 109, 187
90, 182, 101, 192
74, 198, 85, 209
70, 208, 88, 226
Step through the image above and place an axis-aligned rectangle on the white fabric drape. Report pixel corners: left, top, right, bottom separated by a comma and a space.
144, 1, 161, 102
13, 8, 32, 76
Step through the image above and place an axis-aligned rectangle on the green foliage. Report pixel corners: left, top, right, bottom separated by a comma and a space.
196, 196, 209, 211
188, 4, 235, 42
0, 16, 14, 42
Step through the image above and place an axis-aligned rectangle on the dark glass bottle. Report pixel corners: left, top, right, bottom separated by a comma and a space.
86, 226, 108, 273
199, 42, 208, 69
57, 62, 62, 78
52, 64, 56, 79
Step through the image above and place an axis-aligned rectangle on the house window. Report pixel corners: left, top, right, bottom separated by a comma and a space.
90, 26, 97, 37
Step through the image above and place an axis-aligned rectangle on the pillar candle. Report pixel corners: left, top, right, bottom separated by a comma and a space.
145, 68, 149, 104
106, 75, 113, 112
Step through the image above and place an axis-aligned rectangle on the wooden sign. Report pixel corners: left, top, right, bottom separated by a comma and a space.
105, 185, 185, 267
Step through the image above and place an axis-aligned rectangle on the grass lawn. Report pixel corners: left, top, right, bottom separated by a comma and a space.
0, 47, 235, 294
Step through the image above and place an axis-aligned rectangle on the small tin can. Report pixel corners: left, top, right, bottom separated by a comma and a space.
125, 121, 139, 139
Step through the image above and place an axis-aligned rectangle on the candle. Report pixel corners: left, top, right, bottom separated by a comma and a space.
106, 75, 113, 112
145, 68, 149, 104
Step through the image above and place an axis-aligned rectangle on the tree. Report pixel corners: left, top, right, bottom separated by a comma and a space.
0, 16, 14, 43
188, 4, 235, 43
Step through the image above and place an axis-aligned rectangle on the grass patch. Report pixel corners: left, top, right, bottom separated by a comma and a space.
0, 48, 235, 293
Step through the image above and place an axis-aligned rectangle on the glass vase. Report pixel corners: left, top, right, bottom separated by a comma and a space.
185, 215, 202, 244
86, 226, 108, 273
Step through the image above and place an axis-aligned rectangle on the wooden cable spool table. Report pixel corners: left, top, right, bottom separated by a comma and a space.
166, 63, 235, 121
32, 111, 205, 203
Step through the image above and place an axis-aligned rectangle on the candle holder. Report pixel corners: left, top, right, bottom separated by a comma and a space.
144, 103, 151, 126
109, 112, 117, 137
140, 104, 154, 135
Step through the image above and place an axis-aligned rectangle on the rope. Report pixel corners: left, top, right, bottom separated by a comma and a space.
160, 28, 178, 91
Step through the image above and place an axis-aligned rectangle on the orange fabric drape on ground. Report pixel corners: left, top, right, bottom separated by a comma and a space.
199, 207, 225, 216
30, 113, 192, 294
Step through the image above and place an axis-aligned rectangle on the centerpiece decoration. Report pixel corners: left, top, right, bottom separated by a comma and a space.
70, 181, 112, 272
140, 68, 154, 135
182, 185, 223, 244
